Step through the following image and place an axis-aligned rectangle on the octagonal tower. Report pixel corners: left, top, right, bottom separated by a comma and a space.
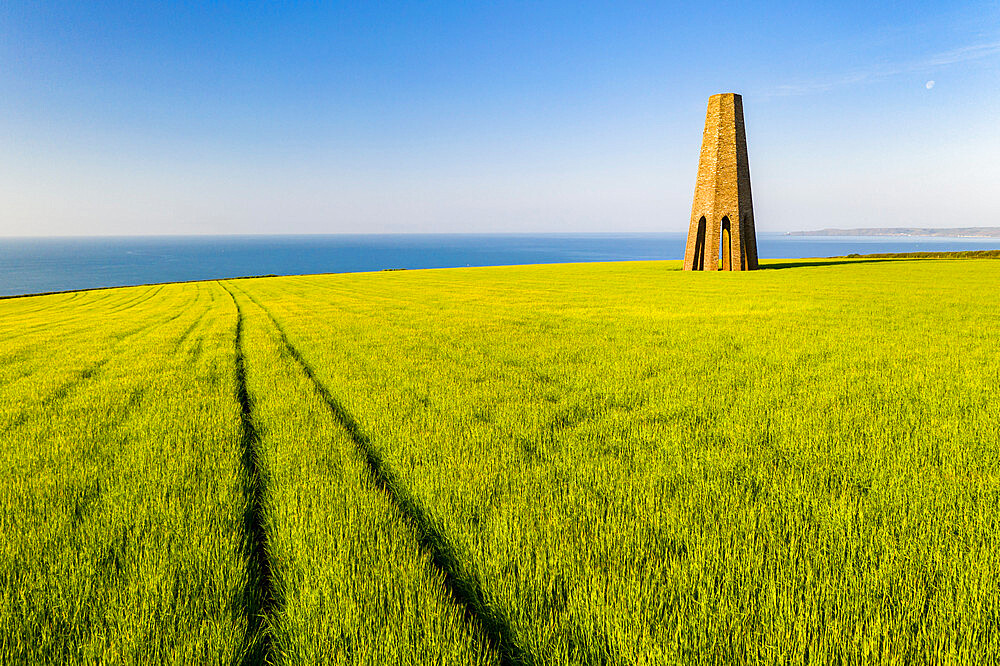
683, 93, 758, 271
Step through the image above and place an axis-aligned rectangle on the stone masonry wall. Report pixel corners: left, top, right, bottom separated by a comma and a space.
683, 93, 758, 271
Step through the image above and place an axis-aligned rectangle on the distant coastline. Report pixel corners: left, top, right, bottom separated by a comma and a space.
786, 227, 1000, 238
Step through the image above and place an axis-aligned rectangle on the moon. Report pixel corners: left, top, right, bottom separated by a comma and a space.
926, 80, 935, 89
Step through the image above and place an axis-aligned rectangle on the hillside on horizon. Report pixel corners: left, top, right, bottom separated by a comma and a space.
787, 227, 1000, 238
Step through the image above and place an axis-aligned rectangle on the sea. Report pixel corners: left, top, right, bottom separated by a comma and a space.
1, 233, 997, 298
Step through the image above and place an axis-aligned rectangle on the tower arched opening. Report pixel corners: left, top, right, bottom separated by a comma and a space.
692, 216, 707, 270
720, 216, 732, 270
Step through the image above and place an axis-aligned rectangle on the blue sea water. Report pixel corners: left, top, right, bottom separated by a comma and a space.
0, 233, 997, 298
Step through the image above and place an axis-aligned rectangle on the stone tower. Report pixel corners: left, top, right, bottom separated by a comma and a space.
683, 93, 758, 271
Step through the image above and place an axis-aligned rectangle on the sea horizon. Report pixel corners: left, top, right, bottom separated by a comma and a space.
2, 232, 998, 298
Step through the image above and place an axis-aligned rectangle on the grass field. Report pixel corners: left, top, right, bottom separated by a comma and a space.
1, 257, 998, 665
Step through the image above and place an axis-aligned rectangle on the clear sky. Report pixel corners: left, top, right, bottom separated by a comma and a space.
2, 1, 998, 236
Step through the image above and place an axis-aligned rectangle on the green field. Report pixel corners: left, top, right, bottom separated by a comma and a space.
2, 258, 998, 665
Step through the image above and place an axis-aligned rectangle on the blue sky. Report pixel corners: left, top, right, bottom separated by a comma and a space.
1, 1, 998, 235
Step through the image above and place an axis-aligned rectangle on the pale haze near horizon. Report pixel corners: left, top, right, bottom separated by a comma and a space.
1, 2, 998, 237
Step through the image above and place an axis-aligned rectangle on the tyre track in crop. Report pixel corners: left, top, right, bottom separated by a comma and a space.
221, 285, 279, 666
2, 287, 162, 346
0, 308, 190, 437
3, 356, 123, 435
172, 300, 210, 354
228, 282, 531, 666
111, 284, 166, 313
1, 284, 193, 372
0, 283, 207, 434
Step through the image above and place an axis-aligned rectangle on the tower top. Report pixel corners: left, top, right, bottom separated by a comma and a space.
682, 94, 758, 271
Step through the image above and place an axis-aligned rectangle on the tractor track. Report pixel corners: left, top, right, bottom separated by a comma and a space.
220, 284, 279, 666
227, 281, 531, 666
0, 307, 190, 437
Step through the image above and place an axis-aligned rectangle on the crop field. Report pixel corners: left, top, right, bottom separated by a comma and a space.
1, 257, 998, 665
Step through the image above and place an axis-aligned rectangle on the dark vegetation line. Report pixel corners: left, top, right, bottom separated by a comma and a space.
220, 284, 279, 666
0, 273, 280, 301
840, 248, 1000, 259
229, 283, 532, 666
